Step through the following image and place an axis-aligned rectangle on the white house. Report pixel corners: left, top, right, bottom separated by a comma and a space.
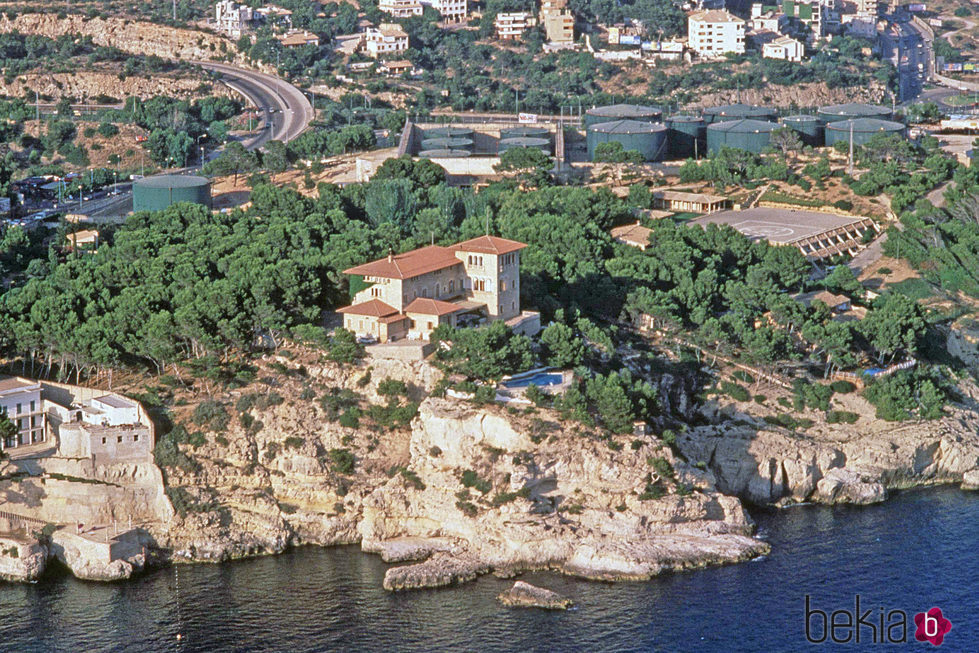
365, 23, 410, 57
688, 10, 745, 57
763, 35, 805, 62
0, 377, 46, 451
378, 0, 423, 18
425, 0, 467, 22
495, 12, 535, 39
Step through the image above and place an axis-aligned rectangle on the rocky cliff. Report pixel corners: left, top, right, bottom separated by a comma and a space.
0, 14, 246, 66
677, 393, 979, 506
2, 70, 235, 102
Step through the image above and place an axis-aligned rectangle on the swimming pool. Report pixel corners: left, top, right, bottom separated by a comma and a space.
502, 372, 564, 388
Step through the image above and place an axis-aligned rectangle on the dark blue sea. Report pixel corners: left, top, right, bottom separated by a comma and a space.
2, 486, 977, 652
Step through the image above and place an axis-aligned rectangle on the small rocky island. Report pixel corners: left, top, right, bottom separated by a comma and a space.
498, 581, 573, 610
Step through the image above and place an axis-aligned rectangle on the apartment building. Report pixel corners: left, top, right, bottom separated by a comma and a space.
213, 0, 254, 38
496, 12, 536, 39
365, 23, 410, 57
763, 35, 805, 61
540, 0, 574, 44
0, 377, 46, 451
688, 9, 746, 57
379, 0, 423, 18
430, 0, 467, 22
339, 236, 527, 342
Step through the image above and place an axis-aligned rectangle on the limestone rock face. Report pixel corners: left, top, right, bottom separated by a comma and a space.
0, 14, 246, 66
50, 530, 148, 582
498, 581, 573, 609
360, 398, 768, 589
0, 536, 47, 582
962, 469, 979, 491
677, 401, 979, 506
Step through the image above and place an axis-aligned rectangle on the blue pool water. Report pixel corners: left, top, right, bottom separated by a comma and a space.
2, 486, 977, 652
503, 372, 564, 388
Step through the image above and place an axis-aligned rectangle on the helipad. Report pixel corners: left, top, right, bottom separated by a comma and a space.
692, 208, 878, 259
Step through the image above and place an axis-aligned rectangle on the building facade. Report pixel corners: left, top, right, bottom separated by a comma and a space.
0, 378, 46, 451
540, 0, 574, 44
339, 236, 527, 342
496, 11, 535, 39
431, 0, 467, 22
214, 0, 254, 37
688, 9, 746, 57
763, 35, 805, 61
379, 0, 423, 18
365, 24, 410, 57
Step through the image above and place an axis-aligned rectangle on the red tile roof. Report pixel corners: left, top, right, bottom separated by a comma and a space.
404, 298, 464, 316
451, 235, 527, 255
337, 299, 400, 317
343, 245, 463, 280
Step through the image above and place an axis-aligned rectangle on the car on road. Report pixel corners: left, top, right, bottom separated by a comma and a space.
356, 335, 377, 345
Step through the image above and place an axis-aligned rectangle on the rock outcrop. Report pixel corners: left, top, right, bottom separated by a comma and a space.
498, 581, 573, 609
677, 402, 979, 506
50, 529, 149, 581
0, 535, 47, 582
359, 398, 769, 588
0, 14, 245, 66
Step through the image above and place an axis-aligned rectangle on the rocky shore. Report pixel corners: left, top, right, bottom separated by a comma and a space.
498, 581, 573, 609
2, 355, 978, 590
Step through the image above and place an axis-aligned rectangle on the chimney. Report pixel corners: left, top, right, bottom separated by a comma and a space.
387, 247, 394, 263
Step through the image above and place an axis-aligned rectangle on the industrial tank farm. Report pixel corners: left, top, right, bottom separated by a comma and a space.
824, 118, 906, 147
132, 174, 211, 212
702, 103, 777, 125
706, 119, 779, 154
780, 115, 824, 147
584, 104, 662, 128
817, 103, 893, 123
498, 137, 552, 154
666, 115, 706, 159
586, 120, 668, 162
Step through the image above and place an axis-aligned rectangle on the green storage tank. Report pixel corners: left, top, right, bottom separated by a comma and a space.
419, 149, 471, 158
817, 103, 893, 123
132, 174, 211, 212
706, 119, 779, 154
586, 120, 668, 162
667, 115, 706, 159
824, 118, 907, 147
420, 137, 474, 151
498, 137, 553, 154
584, 104, 662, 128
424, 126, 474, 139
702, 104, 777, 125
781, 115, 824, 147
500, 126, 551, 140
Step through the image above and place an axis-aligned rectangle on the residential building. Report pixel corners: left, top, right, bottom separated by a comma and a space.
780, 0, 825, 39
254, 4, 293, 27
540, 0, 574, 44
365, 23, 410, 58
278, 30, 321, 48
653, 190, 729, 213
380, 59, 416, 76
65, 229, 99, 252
51, 392, 152, 464
855, 0, 880, 16
688, 10, 745, 57
428, 0, 467, 22
496, 11, 536, 40
378, 0, 423, 18
610, 222, 653, 250
763, 35, 804, 61
749, 3, 786, 32
0, 377, 46, 451
213, 0, 254, 38
338, 235, 528, 342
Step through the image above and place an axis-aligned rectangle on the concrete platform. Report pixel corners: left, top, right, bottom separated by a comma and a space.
693, 207, 865, 245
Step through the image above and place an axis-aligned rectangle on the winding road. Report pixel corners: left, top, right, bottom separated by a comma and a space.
197, 62, 314, 147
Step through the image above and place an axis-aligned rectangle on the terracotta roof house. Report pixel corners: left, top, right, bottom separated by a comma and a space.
338, 236, 537, 342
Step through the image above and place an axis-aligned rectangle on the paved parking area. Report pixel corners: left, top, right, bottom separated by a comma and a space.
693, 208, 864, 244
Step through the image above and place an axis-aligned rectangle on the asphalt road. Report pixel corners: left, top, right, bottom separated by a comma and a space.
196, 62, 314, 147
